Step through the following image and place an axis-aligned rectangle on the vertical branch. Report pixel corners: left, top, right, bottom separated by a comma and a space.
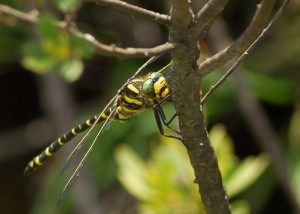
170, 0, 231, 213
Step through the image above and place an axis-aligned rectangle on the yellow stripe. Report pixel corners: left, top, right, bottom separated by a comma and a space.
122, 105, 141, 113
45, 147, 53, 157
101, 113, 108, 119
58, 138, 64, 146
154, 77, 166, 93
154, 77, 168, 99
86, 119, 93, 126
161, 88, 169, 99
35, 156, 42, 166
29, 161, 34, 168
71, 128, 78, 136
118, 113, 130, 120
124, 95, 143, 106
127, 83, 139, 94
116, 107, 130, 120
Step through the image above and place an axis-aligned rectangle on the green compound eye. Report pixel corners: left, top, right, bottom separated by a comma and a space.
150, 72, 163, 81
142, 79, 155, 98
143, 72, 165, 98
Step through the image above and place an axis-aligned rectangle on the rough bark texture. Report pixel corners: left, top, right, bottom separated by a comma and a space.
169, 1, 231, 213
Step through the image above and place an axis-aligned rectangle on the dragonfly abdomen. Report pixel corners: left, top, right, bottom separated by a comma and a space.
24, 114, 107, 176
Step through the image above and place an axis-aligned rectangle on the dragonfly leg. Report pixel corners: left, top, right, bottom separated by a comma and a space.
153, 101, 182, 140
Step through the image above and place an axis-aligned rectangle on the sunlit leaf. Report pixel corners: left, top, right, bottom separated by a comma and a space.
22, 42, 55, 73
231, 200, 251, 214
21, 14, 93, 81
115, 145, 156, 201
57, 59, 83, 82
226, 153, 271, 198
53, 0, 81, 13
116, 123, 271, 214
209, 124, 238, 177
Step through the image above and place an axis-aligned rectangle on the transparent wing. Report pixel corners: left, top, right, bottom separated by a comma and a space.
58, 106, 117, 206
60, 94, 119, 175
58, 55, 169, 206
58, 55, 166, 204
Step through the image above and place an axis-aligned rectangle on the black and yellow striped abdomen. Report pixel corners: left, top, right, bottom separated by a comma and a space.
24, 113, 108, 176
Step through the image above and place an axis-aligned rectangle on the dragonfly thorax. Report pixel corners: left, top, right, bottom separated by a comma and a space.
115, 79, 154, 121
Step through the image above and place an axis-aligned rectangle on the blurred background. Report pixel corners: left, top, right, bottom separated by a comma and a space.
0, 0, 299, 213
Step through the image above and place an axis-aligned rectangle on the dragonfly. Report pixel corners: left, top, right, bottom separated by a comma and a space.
24, 56, 181, 203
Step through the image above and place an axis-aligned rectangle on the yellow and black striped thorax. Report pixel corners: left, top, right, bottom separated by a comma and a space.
142, 72, 170, 100
115, 79, 152, 121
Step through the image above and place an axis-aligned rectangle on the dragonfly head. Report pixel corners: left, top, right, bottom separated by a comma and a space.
142, 72, 169, 100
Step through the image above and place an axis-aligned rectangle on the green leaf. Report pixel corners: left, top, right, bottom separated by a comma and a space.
37, 14, 60, 39
245, 70, 295, 105
53, 0, 81, 12
231, 200, 251, 214
22, 42, 56, 73
57, 59, 83, 82
21, 14, 93, 81
226, 153, 271, 198
209, 124, 238, 177
115, 145, 155, 201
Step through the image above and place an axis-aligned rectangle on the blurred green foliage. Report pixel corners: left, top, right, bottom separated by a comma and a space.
115, 124, 271, 214
0, 1, 299, 214
22, 14, 93, 82
54, 0, 81, 13
202, 67, 296, 122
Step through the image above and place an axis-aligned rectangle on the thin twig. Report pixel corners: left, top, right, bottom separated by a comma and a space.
202, 0, 299, 211
201, 0, 299, 211
198, 0, 275, 77
85, 0, 171, 26
0, 3, 38, 24
189, 0, 229, 38
201, 0, 288, 103
70, 27, 175, 57
0, 4, 174, 58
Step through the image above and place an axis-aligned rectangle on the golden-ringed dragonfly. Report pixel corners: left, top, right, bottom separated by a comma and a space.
24, 56, 181, 203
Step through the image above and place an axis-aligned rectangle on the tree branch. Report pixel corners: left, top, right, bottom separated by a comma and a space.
0, 3, 38, 24
198, 0, 276, 77
69, 27, 175, 57
201, 0, 289, 103
203, 0, 299, 211
189, 0, 229, 38
170, 1, 231, 214
85, 0, 171, 27
0, 4, 174, 58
